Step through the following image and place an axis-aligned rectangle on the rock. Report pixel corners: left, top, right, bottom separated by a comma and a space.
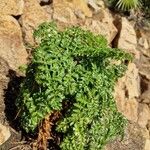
0, 15, 28, 71
83, 9, 118, 44
74, 10, 85, 19
42, 5, 53, 18
141, 87, 150, 104
144, 139, 150, 150
19, 0, 50, 45
138, 29, 150, 57
96, 0, 105, 8
114, 63, 140, 122
117, 97, 139, 122
105, 123, 149, 150
53, 0, 92, 20
125, 63, 141, 99
138, 104, 150, 128
139, 65, 150, 80
114, 17, 139, 59
87, 0, 100, 13
53, 1, 77, 25
0, 0, 24, 16
71, 0, 92, 17
139, 38, 149, 50
0, 57, 9, 123
138, 55, 150, 81
0, 124, 11, 145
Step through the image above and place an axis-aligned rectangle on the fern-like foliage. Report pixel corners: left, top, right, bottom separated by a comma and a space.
16, 22, 132, 150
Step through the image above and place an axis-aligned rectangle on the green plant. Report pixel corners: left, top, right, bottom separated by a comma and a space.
117, 0, 140, 10
16, 22, 132, 149
106, 0, 141, 10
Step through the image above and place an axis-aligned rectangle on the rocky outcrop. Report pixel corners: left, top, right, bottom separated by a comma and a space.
114, 63, 140, 122
0, 124, 11, 145
0, 15, 28, 71
105, 123, 149, 150
19, 0, 51, 45
83, 8, 118, 44
0, 0, 24, 16
138, 104, 150, 128
114, 17, 139, 59
53, 0, 77, 25
71, 0, 92, 17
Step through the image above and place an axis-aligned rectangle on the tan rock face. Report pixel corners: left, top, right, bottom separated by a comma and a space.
105, 123, 149, 150
0, 57, 9, 123
144, 139, 150, 150
115, 17, 139, 59
138, 104, 150, 128
0, 15, 28, 71
138, 29, 150, 57
83, 9, 118, 44
115, 63, 140, 122
0, 0, 24, 16
0, 124, 11, 145
139, 55, 150, 81
19, 0, 51, 45
71, 0, 92, 17
53, 1, 77, 25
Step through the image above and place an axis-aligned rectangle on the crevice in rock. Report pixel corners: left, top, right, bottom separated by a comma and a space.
140, 75, 149, 94
4, 69, 24, 131
12, 15, 22, 21
40, 0, 53, 6
125, 88, 129, 99
111, 16, 122, 48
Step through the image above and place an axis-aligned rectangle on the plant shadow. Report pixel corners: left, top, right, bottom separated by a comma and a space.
4, 69, 24, 131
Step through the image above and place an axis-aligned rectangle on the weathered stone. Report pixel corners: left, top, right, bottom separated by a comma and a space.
0, 124, 11, 145
105, 123, 149, 150
74, 10, 86, 19
140, 66, 150, 80
125, 63, 141, 99
83, 9, 118, 44
87, 0, 100, 13
0, 0, 24, 16
19, 0, 50, 45
144, 139, 150, 150
0, 15, 28, 71
71, 0, 92, 17
141, 87, 150, 104
139, 37, 149, 50
114, 63, 140, 122
42, 5, 53, 19
138, 104, 150, 128
96, 0, 105, 8
138, 29, 150, 57
53, 1, 77, 25
114, 17, 139, 59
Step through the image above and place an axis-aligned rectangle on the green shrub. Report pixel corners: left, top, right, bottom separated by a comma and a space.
16, 22, 132, 149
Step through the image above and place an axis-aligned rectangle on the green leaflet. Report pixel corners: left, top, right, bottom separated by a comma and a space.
16, 22, 132, 149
